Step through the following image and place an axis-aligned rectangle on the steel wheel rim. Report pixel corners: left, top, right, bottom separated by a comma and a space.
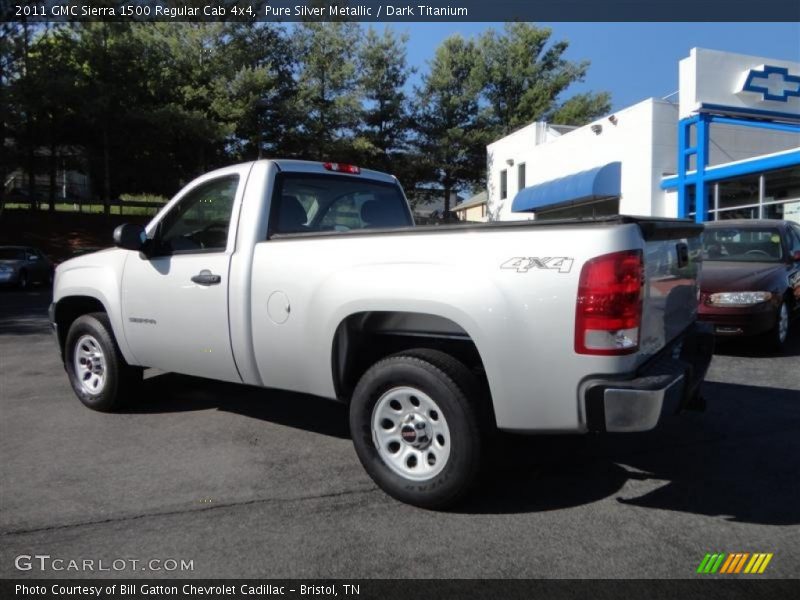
372, 386, 452, 481
778, 303, 789, 344
73, 334, 107, 394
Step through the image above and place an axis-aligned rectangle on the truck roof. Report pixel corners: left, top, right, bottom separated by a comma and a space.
270, 159, 398, 185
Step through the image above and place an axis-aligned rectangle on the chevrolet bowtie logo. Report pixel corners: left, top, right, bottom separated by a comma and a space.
742, 65, 800, 103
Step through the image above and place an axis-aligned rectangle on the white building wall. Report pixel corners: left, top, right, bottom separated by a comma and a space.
488, 99, 671, 221
487, 96, 800, 222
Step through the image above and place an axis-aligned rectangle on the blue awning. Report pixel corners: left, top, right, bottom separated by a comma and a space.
511, 162, 621, 213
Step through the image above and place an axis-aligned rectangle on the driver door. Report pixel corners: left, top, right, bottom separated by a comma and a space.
120, 172, 243, 383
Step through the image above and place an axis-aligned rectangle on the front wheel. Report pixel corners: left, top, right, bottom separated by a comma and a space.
64, 312, 142, 412
763, 300, 790, 352
350, 349, 486, 509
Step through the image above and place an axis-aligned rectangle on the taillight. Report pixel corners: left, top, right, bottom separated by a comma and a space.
575, 249, 643, 355
323, 162, 361, 174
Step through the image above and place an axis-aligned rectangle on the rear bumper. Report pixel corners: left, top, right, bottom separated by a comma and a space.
583, 322, 714, 433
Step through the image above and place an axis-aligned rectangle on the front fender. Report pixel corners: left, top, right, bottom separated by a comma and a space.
53, 251, 137, 365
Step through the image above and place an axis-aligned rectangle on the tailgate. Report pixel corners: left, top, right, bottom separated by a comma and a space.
637, 220, 704, 362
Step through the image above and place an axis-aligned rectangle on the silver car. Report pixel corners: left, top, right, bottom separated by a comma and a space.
0, 246, 54, 289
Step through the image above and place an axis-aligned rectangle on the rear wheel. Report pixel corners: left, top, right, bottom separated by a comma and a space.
350, 349, 486, 509
64, 312, 142, 412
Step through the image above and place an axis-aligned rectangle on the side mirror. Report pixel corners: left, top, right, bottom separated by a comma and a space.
28, 255, 39, 261
113, 223, 147, 252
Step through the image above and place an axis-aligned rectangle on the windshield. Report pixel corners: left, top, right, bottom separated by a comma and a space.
702, 228, 784, 262
0, 248, 25, 260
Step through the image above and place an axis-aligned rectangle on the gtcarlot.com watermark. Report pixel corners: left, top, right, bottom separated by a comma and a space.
15, 554, 194, 573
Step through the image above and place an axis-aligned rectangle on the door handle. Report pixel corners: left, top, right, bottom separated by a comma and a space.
191, 269, 221, 286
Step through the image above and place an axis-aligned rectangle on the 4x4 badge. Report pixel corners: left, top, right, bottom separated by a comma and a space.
501, 256, 574, 273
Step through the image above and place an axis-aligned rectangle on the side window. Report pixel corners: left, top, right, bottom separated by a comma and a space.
789, 225, 800, 254
157, 175, 239, 254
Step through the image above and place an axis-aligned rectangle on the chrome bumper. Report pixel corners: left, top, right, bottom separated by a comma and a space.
583, 323, 714, 433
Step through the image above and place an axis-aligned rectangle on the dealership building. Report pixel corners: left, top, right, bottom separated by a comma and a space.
487, 48, 800, 224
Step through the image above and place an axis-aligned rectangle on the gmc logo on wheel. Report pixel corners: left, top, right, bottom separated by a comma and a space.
500, 256, 574, 273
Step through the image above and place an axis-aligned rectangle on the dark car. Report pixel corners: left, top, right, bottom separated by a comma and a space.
0, 246, 55, 289
699, 219, 800, 350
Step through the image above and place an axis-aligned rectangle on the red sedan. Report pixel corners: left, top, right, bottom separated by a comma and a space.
699, 219, 800, 351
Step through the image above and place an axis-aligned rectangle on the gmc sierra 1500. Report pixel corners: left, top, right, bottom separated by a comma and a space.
50, 159, 713, 508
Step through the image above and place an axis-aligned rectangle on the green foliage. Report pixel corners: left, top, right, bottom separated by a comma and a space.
550, 92, 613, 126
2, 22, 610, 213
413, 35, 491, 214
355, 27, 414, 174
293, 22, 362, 160
480, 23, 611, 133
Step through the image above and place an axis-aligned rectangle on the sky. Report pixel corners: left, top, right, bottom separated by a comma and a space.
392, 22, 800, 111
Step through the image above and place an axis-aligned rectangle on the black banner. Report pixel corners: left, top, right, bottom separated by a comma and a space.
3, 580, 800, 600
1, 0, 800, 22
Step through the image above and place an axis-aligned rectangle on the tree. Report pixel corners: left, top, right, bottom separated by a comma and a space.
413, 35, 489, 215
0, 22, 27, 216
24, 25, 84, 211
355, 27, 414, 175
480, 23, 611, 134
550, 92, 612, 125
211, 23, 298, 161
293, 22, 362, 160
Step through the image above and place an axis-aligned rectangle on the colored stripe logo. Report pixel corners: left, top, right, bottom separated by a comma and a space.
696, 553, 773, 574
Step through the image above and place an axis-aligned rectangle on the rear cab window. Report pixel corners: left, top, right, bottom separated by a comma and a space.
268, 173, 412, 236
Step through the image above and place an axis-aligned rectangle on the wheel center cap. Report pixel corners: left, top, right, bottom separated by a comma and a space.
400, 414, 432, 449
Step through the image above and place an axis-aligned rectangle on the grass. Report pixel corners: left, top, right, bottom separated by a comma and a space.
2, 202, 162, 216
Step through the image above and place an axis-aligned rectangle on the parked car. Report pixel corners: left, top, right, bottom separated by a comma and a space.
699, 219, 800, 350
0, 246, 54, 289
50, 159, 712, 508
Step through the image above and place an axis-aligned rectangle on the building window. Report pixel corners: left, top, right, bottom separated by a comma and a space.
500, 170, 507, 200
518, 163, 526, 192
686, 185, 697, 217
765, 166, 800, 225
764, 166, 800, 203
707, 167, 800, 222
717, 175, 760, 212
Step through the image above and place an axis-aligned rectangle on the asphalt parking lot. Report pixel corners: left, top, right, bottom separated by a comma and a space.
1, 288, 799, 579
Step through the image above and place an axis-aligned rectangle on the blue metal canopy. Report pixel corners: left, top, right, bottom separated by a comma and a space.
511, 162, 621, 213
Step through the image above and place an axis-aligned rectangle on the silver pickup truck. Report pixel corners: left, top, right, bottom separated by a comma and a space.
50, 159, 713, 508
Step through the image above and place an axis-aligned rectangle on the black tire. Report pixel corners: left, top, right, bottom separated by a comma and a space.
64, 312, 142, 412
762, 299, 790, 353
350, 348, 487, 509
17, 270, 28, 290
